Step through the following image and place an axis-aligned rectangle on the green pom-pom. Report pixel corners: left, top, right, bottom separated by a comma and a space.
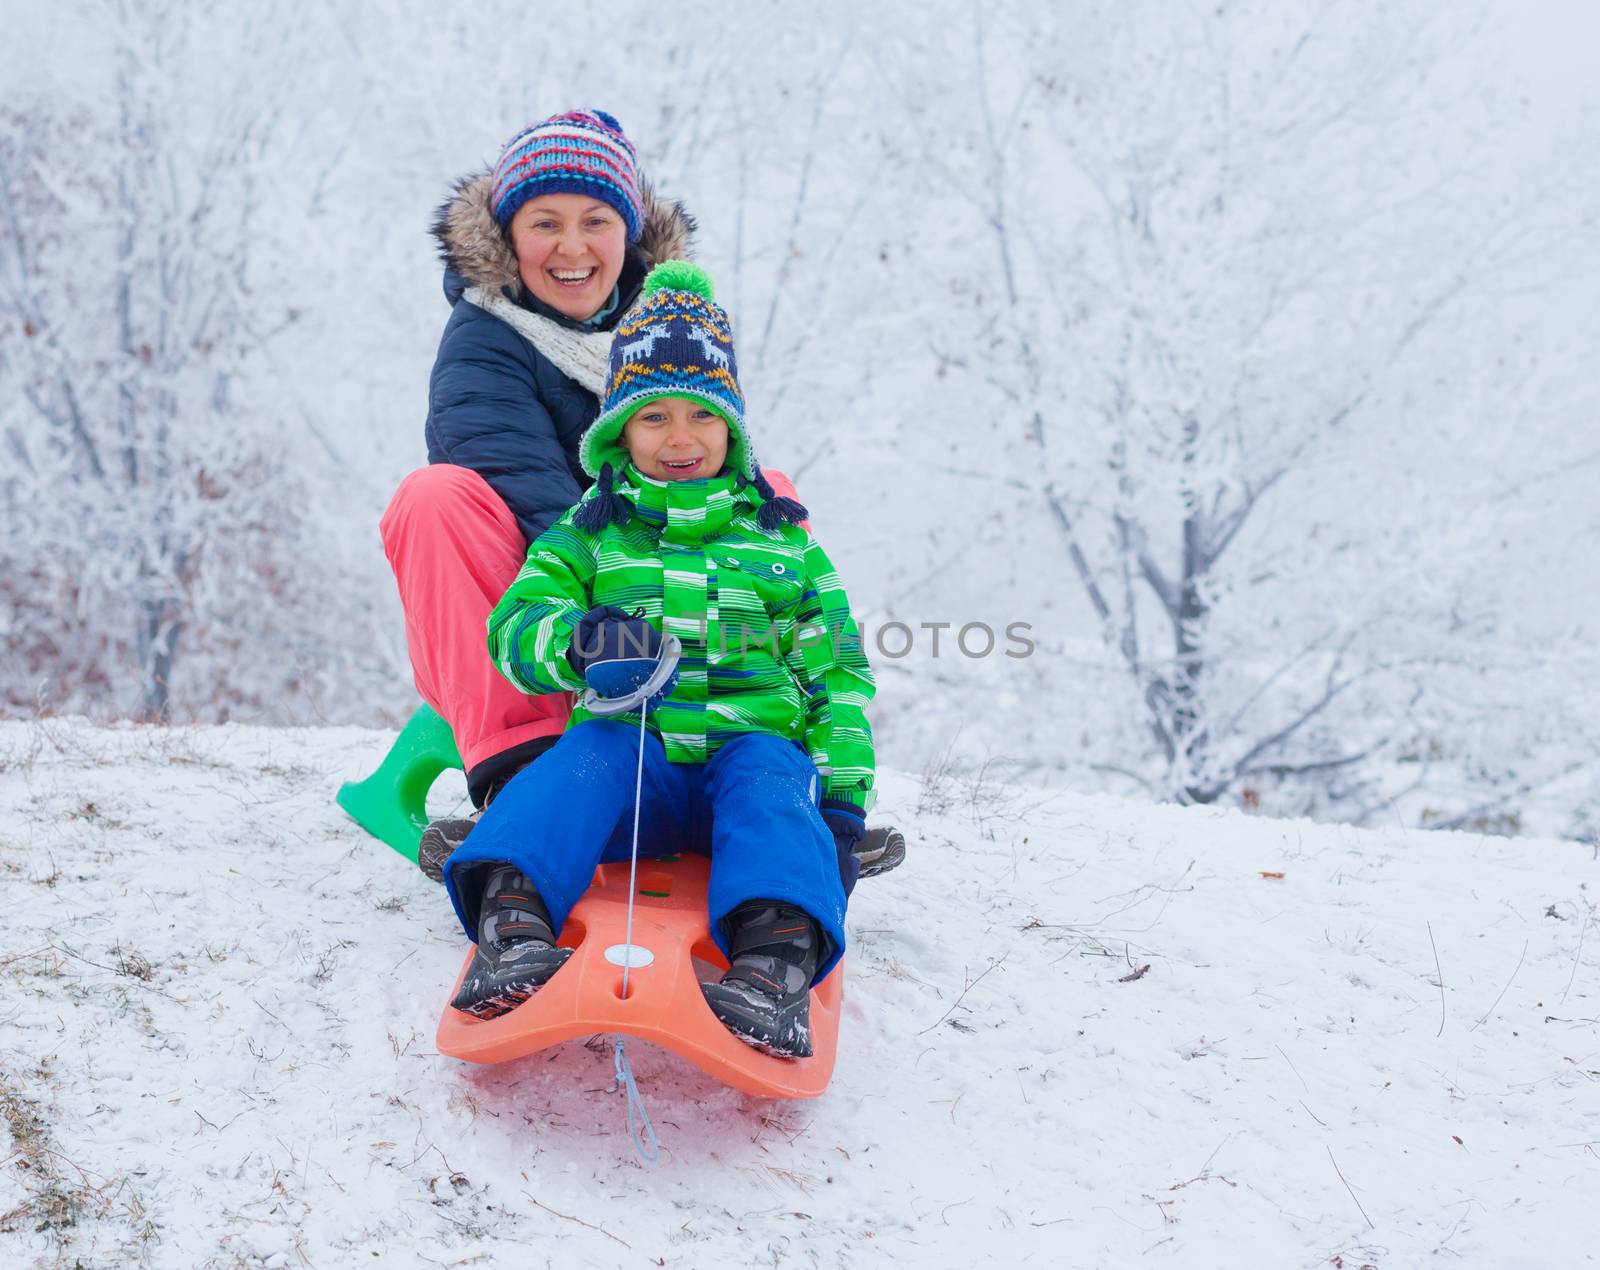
642, 259, 715, 301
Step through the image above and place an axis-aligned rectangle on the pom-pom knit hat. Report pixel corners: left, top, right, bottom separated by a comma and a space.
490, 109, 644, 242
576, 261, 806, 532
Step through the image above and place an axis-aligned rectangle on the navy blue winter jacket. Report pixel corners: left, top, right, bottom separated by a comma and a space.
424, 174, 695, 541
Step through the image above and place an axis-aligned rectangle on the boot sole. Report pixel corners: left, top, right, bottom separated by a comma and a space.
700, 981, 813, 1059
453, 984, 535, 1020
855, 827, 907, 879
722, 1024, 813, 1061
450, 948, 574, 1019
418, 819, 474, 884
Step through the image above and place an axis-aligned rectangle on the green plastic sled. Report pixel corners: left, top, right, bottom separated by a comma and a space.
336, 704, 462, 863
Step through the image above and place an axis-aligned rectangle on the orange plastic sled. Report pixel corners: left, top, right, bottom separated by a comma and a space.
436, 853, 842, 1099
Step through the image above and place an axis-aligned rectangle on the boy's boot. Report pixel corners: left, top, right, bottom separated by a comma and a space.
449, 865, 573, 1019
700, 901, 819, 1059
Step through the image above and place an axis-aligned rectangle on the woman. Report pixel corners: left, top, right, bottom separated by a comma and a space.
380, 110, 695, 873
379, 110, 901, 884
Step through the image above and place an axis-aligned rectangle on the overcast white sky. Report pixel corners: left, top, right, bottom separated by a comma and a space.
1499, 0, 1600, 122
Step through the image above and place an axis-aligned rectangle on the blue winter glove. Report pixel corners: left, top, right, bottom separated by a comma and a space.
822, 803, 866, 897
566, 605, 679, 707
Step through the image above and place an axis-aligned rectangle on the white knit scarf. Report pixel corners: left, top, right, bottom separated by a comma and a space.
462, 286, 613, 396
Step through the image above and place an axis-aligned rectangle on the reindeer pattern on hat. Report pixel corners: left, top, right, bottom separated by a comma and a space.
618, 325, 672, 364
687, 325, 730, 369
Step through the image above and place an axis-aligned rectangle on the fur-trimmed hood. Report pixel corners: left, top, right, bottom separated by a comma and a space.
430, 172, 697, 299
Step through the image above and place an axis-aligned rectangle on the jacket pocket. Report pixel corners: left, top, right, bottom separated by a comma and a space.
715, 553, 805, 612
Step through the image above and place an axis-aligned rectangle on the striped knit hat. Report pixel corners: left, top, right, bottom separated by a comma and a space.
576, 261, 806, 532
490, 110, 644, 242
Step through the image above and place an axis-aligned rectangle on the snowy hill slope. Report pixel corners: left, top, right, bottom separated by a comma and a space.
0, 719, 1594, 1269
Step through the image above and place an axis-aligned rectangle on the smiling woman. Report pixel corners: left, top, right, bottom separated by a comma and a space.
378, 109, 697, 815
375, 110, 816, 889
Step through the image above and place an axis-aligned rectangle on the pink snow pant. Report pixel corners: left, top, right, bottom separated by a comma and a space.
380, 464, 802, 802
380, 465, 569, 792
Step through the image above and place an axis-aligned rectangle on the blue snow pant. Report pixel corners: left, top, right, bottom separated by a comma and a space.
441, 720, 847, 985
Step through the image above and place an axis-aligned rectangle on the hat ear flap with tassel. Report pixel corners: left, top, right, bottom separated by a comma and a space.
750, 469, 807, 530
573, 462, 633, 531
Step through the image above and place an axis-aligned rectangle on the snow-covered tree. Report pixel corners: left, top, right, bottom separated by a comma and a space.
876, 1, 1599, 815
1, 0, 1594, 838
0, 2, 346, 720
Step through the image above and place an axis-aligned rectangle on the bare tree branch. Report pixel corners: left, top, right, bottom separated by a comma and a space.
1430, 758, 1597, 833
1223, 647, 1360, 785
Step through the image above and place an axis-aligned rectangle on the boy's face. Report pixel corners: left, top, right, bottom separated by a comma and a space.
623, 397, 730, 481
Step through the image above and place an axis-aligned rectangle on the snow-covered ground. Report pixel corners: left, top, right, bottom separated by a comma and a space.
0, 719, 1594, 1269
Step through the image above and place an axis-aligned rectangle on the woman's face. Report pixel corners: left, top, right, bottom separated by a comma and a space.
508, 194, 628, 320
623, 397, 730, 481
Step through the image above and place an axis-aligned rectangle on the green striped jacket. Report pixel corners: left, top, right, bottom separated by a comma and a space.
487, 466, 876, 816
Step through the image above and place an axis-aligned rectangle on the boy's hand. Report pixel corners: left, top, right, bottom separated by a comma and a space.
568, 605, 679, 705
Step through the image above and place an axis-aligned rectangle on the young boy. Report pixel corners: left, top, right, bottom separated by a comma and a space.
441, 262, 874, 1059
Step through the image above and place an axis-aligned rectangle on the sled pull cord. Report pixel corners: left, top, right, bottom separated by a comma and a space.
612, 705, 660, 1163
604, 643, 681, 1166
